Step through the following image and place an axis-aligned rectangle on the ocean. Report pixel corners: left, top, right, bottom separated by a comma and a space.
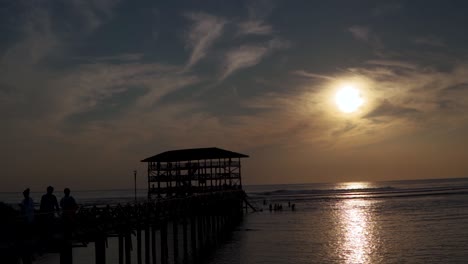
2, 177, 468, 264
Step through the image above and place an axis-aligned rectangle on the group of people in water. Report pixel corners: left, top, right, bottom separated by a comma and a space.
263, 199, 296, 212
19, 186, 78, 226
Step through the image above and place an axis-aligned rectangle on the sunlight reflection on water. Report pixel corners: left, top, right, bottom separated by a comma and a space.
339, 199, 374, 264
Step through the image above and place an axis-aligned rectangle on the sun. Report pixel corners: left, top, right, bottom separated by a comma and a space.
335, 85, 364, 113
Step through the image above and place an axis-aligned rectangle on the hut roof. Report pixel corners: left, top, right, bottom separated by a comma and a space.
141, 147, 249, 162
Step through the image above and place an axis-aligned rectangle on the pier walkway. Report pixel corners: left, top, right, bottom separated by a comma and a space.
1, 147, 252, 264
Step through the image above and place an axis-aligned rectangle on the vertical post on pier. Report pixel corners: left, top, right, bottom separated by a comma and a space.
119, 234, 124, 264
95, 237, 106, 264
190, 216, 197, 263
144, 225, 150, 264
161, 220, 168, 264
197, 215, 203, 254
173, 218, 179, 264
182, 217, 188, 264
125, 232, 132, 264
59, 240, 73, 264
137, 228, 142, 264
151, 225, 157, 264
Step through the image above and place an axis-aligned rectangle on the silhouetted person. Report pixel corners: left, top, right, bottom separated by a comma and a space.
20, 188, 34, 224
40, 186, 59, 225
19, 188, 35, 264
60, 188, 77, 220
60, 188, 78, 238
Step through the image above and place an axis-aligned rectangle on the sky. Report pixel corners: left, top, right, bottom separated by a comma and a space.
2, 0, 468, 191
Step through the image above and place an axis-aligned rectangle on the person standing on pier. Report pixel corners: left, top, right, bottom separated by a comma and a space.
60, 188, 78, 238
20, 188, 34, 224
40, 186, 60, 222
60, 188, 77, 220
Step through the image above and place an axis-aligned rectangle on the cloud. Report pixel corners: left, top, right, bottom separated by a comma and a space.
348, 25, 383, 50
69, 0, 121, 33
366, 60, 418, 70
412, 36, 446, 47
292, 70, 336, 80
184, 12, 226, 68
364, 100, 419, 119
348, 26, 371, 42
237, 19, 273, 35
1, 3, 58, 67
220, 38, 288, 80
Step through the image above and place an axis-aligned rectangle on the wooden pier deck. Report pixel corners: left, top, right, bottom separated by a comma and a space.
1, 190, 250, 264
2, 147, 252, 264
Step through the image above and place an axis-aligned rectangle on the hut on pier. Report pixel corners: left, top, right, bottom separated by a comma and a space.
141, 147, 249, 199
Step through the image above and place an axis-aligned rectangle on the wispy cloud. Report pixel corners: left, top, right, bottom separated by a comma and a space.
184, 12, 226, 68
364, 100, 419, 119
348, 25, 383, 50
366, 60, 418, 70
220, 38, 287, 80
237, 19, 273, 35
69, 0, 121, 33
292, 70, 336, 80
412, 36, 446, 47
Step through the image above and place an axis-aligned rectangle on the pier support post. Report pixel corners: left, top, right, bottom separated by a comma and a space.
197, 216, 203, 254
151, 225, 157, 264
144, 225, 150, 264
119, 234, 124, 264
173, 218, 179, 264
161, 220, 168, 264
59, 240, 73, 264
137, 228, 142, 264
190, 216, 197, 263
95, 237, 106, 264
182, 218, 188, 264
125, 232, 132, 264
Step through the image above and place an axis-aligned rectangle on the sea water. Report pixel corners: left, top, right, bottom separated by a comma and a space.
2, 178, 468, 263
207, 178, 468, 264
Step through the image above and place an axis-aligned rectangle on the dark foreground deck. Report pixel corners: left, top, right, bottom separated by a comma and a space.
1, 190, 252, 264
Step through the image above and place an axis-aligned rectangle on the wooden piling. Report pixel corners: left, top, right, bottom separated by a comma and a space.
119, 234, 124, 264
144, 225, 150, 264
125, 232, 132, 264
137, 228, 142, 264
151, 225, 157, 264
182, 218, 188, 264
197, 216, 203, 253
59, 241, 73, 264
95, 237, 106, 264
161, 220, 168, 264
173, 218, 179, 264
190, 216, 197, 263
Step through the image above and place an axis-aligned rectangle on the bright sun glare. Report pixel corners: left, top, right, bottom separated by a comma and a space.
335, 85, 364, 113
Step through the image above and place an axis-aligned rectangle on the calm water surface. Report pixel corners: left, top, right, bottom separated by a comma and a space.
206, 178, 468, 264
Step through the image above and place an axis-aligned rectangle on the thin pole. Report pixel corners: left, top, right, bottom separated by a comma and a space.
134, 170, 137, 203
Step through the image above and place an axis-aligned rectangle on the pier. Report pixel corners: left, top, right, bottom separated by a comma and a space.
1, 148, 252, 264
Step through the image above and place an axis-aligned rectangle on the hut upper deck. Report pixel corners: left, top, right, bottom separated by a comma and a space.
142, 147, 249, 198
